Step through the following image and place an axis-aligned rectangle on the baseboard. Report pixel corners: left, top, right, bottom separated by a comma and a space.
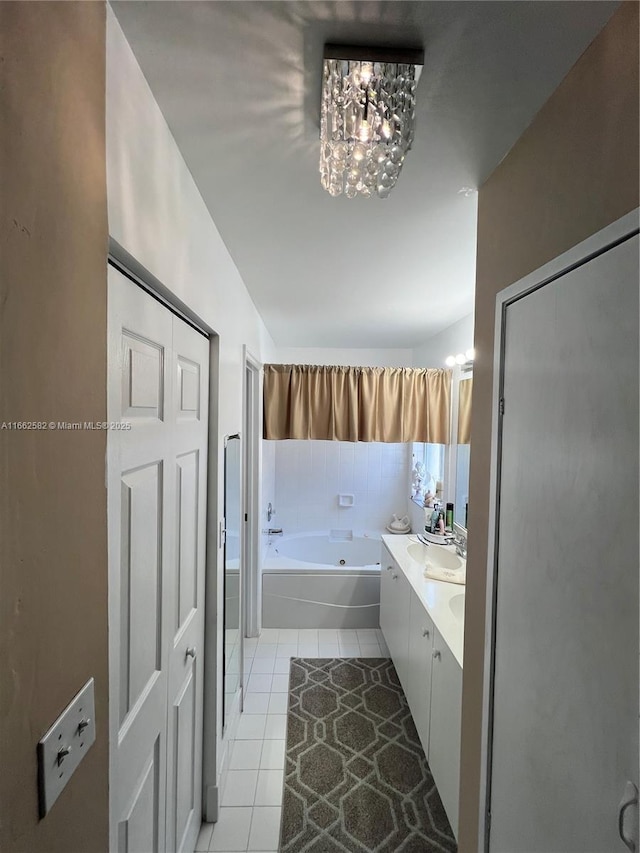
204, 784, 219, 823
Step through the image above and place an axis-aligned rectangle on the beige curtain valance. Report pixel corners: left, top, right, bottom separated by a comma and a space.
263, 364, 451, 443
457, 377, 472, 444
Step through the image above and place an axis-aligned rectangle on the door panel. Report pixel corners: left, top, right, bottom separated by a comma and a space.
176, 451, 199, 629
119, 738, 162, 853
172, 667, 197, 852
177, 357, 201, 419
109, 268, 173, 853
109, 266, 209, 853
121, 333, 165, 421
166, 316, 209, 853
120, 463, 163, 724
489, 235, 639, 852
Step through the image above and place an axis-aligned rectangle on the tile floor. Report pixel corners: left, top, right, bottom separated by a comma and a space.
195, 627, 389, 853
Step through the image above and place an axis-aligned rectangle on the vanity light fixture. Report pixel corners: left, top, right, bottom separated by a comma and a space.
319, 44, 424, 198
446, 349, 475, 368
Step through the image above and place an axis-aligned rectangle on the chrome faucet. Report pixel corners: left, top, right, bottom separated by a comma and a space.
267, 528, 283, 536
453, 534, 468, 559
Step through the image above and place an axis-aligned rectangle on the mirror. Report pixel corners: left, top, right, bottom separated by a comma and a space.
453, 373, 472, 529
223, 433, 241, 728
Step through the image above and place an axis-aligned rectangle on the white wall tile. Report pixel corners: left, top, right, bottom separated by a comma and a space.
273, 440, 410, 534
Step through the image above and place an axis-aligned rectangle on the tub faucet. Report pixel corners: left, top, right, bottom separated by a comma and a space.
268, 528, 283, 536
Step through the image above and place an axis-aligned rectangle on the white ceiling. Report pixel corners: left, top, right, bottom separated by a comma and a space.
112, 1, 617, 348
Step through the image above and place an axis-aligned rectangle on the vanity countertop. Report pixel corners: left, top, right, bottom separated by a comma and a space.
381, 534, 465, 667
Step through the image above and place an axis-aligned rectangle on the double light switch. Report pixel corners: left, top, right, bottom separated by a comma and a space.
37, 677, 96, 818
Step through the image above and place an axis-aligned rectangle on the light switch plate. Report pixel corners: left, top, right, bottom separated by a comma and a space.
37, 677, 96, 818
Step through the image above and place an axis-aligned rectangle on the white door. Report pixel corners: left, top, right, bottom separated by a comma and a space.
108, 266, 209, 853
488, 233, 639, 852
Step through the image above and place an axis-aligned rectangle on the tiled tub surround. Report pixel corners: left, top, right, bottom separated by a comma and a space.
195, 628, 390, 853
270, 440, 410, 534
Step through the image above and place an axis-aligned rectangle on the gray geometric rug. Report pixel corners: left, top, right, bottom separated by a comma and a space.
280, 658, 457, 853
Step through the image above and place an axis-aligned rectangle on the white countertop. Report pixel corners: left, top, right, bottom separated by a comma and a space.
381, 534, 465, 667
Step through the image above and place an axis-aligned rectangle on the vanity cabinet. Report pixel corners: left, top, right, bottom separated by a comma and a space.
380, 558, 411, 687
405, 591, 434, 758
428, 627, 462, 837
380, 543, 463, 838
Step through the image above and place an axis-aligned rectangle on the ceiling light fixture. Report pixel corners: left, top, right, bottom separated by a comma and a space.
320, 44, 424, 199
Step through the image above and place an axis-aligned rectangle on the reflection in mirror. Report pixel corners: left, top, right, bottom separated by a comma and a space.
412, 442, 445, 503
223, 434, 241, 729
455, 376, 472, 528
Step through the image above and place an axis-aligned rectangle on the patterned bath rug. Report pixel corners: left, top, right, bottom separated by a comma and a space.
280, 657, 457, 853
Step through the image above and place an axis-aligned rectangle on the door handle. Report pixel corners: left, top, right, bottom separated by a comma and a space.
185, 646, 197, 660
619, 781, 638, 852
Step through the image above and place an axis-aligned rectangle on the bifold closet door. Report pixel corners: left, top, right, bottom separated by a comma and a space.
488, 234, 639, 852
108, 266, 209, 853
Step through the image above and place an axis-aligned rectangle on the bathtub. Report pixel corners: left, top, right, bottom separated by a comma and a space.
262, 531, 382, 629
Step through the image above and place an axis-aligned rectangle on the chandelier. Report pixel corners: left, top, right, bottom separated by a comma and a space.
320, 45, 424, 199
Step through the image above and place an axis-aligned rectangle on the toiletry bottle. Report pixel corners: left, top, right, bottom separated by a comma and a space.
430, 506, 439, 534
446, 502, 454, 531
438, 511, 446, 535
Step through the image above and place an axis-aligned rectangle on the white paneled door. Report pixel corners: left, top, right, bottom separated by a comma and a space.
488, 231, 639, 852
108, 266, 209, 853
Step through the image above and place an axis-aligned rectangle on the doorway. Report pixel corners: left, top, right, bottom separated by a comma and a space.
482, 212, 639, 852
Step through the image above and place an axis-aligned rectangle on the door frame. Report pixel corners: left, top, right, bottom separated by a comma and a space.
242, 347, 262, 639
106, 249, 221, 844
478, 208, 640, 849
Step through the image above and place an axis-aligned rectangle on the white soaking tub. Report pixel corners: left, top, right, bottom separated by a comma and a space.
262, 531, 382, 629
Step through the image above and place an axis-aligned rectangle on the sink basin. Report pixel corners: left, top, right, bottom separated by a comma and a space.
449, 593, 465, 623
407, 542, 464, 572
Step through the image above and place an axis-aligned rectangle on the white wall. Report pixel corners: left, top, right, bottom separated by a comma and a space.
271, 440, 410, 535
106, 6, 277, 812
276, 347, 413, 367
412, 313, 474, 367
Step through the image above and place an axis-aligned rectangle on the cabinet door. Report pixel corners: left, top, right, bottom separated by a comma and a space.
429, 627, 462, 838
379, 553, 411, 689
406, 591, 434, 759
